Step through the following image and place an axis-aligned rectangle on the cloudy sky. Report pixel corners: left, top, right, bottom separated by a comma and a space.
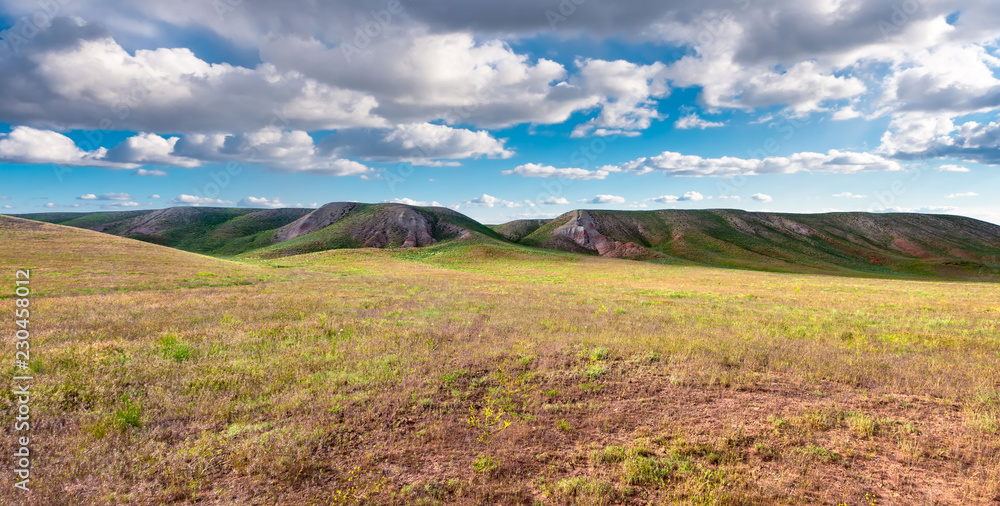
1, 0, 998, 224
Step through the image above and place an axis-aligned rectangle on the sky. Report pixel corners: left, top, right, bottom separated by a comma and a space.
0, 0, 999, 224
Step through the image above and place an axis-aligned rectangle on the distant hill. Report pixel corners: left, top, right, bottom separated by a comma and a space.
256, 202, 504, 257
14, 203, 506, 258
489, 219, 551, 241
11, 205, 1000, 280
519, 209, 1000, 279
16, 207, 312, 256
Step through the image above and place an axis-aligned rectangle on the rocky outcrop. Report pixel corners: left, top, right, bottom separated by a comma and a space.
553, 211, 658, 259
275, 202, 363, 242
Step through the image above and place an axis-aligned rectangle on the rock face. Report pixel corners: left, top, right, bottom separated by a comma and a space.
275, 202, 364, 242
553, 211, 658, 259
267, 203, 478, 254
362, 205, 437, 248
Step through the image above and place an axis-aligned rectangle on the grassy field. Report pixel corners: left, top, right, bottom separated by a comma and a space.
1, 217, 999, 504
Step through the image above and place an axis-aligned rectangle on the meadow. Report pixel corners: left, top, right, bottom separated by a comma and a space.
1, 216, 999, 504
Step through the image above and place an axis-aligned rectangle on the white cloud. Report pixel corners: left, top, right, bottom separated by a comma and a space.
502, 163, 610, 180
149, 194, 161, 199
571, 58, 670, 137
238, 196, 287, 208
102, 201, 140, 208
462, 194, 521, 208
832, 192, 866, 198
538, 196, 570, 205
0, 126, 122, 167
169, 194, 235, 206
679, 191, 704, 201
135, 169, 168, 176
584, 194, 626, 204
103, 133, 200, 167
938, 164, 970, 172
945, 192, 978, 198
614, 149, 901, 177
77, 192, 132, 201
0, 19, 383, 133
751, 193, 773, 202
2, 205, 13, 209
322, 123, 513, 165
645, 195, 678, 203
387, 197, 442, 207
674, 113, 725, 130
717, 195, 741, 201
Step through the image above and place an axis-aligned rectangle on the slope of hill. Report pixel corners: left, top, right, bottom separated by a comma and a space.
519, 209, 1000, 279
0, 215, 265, 296
17, 207, 313, 256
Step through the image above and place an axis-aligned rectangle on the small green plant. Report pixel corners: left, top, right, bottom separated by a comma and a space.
557, 419, 573, 432
159, 334, 192, 362
591, 445, 626, 464
113, 397, 143, 431
472, 453, 500, 473
589, 346, 609, 361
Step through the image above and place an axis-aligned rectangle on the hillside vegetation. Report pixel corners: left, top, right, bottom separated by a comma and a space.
15, 204, 1000, 280
1, 217, 998, 504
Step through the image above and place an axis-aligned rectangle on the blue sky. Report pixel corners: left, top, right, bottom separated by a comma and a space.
0, 1, 999, 224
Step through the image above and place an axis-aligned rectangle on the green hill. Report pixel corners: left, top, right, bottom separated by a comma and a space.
519, 209, 1000, 279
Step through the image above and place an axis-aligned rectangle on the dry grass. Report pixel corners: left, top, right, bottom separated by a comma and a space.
1, 218, 999, 504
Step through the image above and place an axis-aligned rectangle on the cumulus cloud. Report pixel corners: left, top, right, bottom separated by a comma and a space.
539, 196, 570, 205
945, 192, 978, 198
461, 194, 521, 208
751, 193, 773, 202
583, 194, 626, 204
103, 133, 200, 167
135, 169, 168, 176
387, 197, 443, 207
679, 191, 704, 201
502, 163, 610, 180
938, 164, 970, 172
0, 126, 122, 167
674, 113, 725, 130
0, 18, 383, 133
320, 123, 512, 165
613, 149, 901, 177
238, 197, 288, 208
77, 192, 132, 201
169, 194, 235, 206
832, 192, 866, 198
570, 58, 669, 137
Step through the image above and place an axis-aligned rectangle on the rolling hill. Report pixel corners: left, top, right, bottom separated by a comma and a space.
519, 209, 1000, 279
10, 205, 1000, 280
14, 202, 507, 259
